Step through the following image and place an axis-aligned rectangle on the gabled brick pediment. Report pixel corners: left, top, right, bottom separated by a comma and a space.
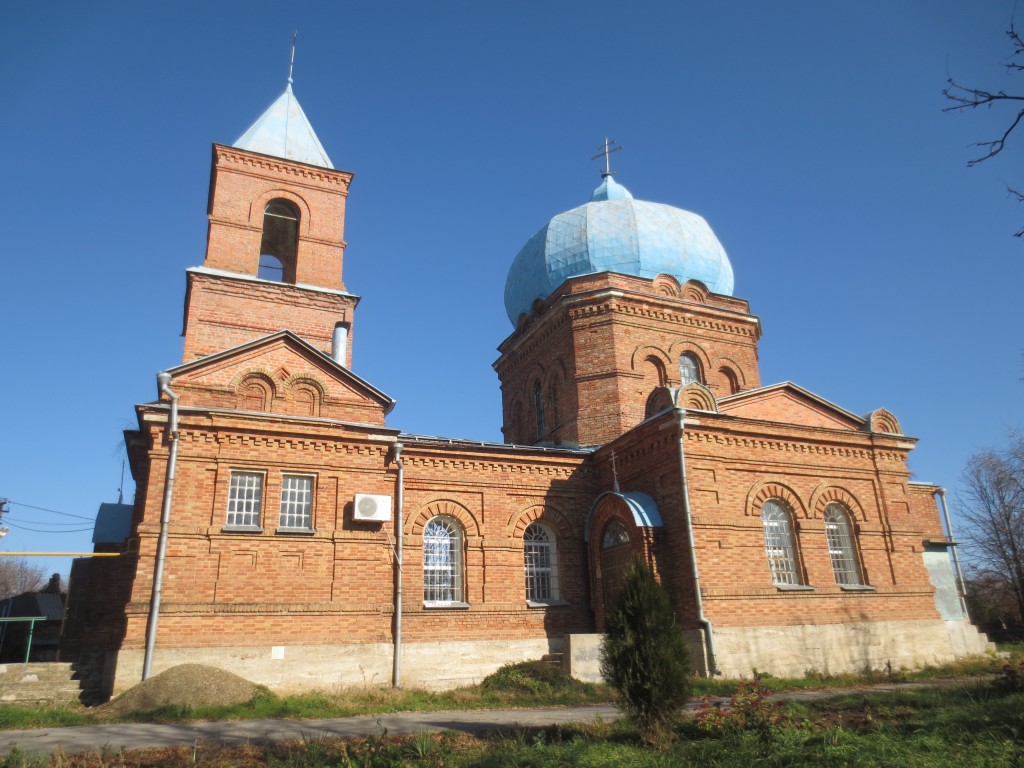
717, 382, 865, 431
161, 331, 394, 425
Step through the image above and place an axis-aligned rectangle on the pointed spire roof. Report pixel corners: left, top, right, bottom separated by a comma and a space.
233, 82, 334, 169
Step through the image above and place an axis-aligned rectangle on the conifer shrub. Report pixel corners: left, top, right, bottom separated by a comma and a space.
599, 558, 691, 742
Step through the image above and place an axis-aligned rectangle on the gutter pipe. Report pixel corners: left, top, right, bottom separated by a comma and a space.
143, 371, 178, 681
935, 488, 971, 621
391, 443, 405, 688
675, 406, 720, 675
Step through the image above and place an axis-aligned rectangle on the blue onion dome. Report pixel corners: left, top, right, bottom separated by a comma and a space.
504, 176, 735, 324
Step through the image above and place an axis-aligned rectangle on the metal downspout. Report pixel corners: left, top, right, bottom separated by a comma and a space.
391, 443, 405, 688
675, 407, 719, 676
143, 372, 179, 681
935, 488, 971, 621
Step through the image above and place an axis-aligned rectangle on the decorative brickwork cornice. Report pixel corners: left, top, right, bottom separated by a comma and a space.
566, 300, 758, 339
684, 418, 913, 463
215, 145, 351, 189
403, 454, 581, 477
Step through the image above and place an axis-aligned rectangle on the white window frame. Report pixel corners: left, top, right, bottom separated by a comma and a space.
524, 522, 560, 604
225, 470, 265, 530
423, 516, 467, 608
824, 503, 863, 587
278, 473, 316, 533
761, 499, 805, 588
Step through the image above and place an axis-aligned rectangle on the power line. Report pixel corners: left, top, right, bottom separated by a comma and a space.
2, 516, 96, 528
5, 501, 95, 522
3, 521, 94, 534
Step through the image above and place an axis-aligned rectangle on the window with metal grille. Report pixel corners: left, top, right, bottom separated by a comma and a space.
761, 499, 801, 586
423, 516, 463, 605
679, 353, 701, 386
279, 475, 314, 529
824, 503, 862, 586
524, 522, 558, 602
226, 471, 263, 527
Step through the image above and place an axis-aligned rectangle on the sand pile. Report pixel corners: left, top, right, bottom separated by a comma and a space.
101, 664, 264, 716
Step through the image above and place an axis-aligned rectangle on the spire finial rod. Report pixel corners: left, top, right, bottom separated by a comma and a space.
288, 31, 298, 85
591, 137, 623, 178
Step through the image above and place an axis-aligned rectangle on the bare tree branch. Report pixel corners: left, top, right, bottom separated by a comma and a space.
944, 21, 1024, 236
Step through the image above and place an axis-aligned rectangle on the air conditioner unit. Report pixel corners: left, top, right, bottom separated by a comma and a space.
353, 493, 392, 522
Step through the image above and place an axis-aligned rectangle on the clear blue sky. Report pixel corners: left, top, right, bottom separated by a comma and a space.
1, 1, 1021, 579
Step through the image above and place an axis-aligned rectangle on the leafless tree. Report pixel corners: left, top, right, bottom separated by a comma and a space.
944, 23, 1024, 236
0, 558, 47, 601
959, 433, 1024, 625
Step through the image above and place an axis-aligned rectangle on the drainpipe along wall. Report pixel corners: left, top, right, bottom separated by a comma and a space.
675, 406, 719, 676
391, 443, 405, 688
143, 372, 179, 681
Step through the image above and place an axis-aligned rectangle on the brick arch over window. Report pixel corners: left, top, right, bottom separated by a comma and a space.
680, 279, 710, 304
250, 190, 312, 234
408, 499, 481, 539
508, 503, 575, 541
745, 480, 808, 519
645, 386, 676, 418
652, 274, 681, 297
716, 356, 746, 393
808, 484, 867, 522
284, 375, 325, 417
234, 371, 277, 413
867, 408, 902, 435
667, 342, 711, 387
679, 382, 718, 412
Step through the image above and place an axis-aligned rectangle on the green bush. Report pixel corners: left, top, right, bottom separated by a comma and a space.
480, 660, 575, 695
599, 558, 691, 742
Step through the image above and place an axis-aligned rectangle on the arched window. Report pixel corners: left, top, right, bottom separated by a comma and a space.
761, 499, 802, 586
824, 503, 862, 586
533, 380, 546, 442
524, 522, 559, 602
258, 199, 299, 282
423, 516, 464, 605
679, 353, 701, 386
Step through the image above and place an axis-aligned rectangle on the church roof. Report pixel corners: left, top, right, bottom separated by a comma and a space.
233, 82, 334, 168
504, 176, 734, 324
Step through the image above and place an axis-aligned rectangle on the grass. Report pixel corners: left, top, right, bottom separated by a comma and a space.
2, 676, 1022, 767
0, 644, 1019, 733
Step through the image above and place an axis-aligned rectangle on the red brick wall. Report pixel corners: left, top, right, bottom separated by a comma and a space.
182, 267, 357, 363
495, 274, 762, 447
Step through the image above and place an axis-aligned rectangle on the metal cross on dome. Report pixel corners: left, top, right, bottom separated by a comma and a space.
592, 137, 623, 178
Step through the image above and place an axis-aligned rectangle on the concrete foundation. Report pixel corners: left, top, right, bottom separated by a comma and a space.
711, 619, 993, 678
109, 637, 561, 698
567, 619, 992, 683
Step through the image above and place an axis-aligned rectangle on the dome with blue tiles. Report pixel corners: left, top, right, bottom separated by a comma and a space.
504, 176, 734, 324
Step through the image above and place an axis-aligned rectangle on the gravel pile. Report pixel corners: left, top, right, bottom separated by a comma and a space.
101, 664, 263, 716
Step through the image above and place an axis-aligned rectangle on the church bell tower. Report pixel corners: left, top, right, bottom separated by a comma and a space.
182, 78, 358, 366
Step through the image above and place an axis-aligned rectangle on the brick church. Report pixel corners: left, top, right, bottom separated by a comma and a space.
61, 77, 989, 698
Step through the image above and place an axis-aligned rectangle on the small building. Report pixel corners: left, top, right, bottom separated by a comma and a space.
1, 575, 65, 663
